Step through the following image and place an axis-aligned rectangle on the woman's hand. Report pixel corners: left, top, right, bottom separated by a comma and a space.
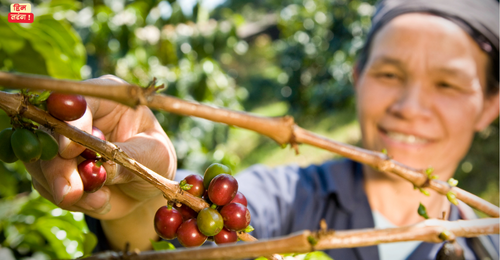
25, 75, 177, 221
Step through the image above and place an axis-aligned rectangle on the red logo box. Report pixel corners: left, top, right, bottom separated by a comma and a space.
8, 13, 34, 23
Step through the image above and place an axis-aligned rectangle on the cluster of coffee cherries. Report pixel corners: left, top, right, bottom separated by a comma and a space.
0, 127, 59, 163
0, 92, 107, 193
154, 163, 251, 247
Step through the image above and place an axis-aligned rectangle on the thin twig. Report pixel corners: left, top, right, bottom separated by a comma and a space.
0, 91, 271, 247
81, 218, 499, 260
0, 71, 498, 218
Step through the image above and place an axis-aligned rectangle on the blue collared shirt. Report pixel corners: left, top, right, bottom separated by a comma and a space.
88, 159, 499, 259
182, 159, 497, 260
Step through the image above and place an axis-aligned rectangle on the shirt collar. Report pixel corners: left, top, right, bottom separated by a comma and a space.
322, 159, 365, 213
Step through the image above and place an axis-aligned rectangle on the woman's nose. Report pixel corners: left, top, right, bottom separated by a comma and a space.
387, 82, 432, 120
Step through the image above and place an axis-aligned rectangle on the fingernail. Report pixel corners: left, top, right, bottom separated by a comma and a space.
53, 177, 71, 205
82, 189, 111, 214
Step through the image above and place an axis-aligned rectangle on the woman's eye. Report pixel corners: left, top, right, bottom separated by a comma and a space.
378, 72, 398, 79
437, 82, 453, 88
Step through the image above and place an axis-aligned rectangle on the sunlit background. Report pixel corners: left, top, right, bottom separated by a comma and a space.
0, 0, 497, 259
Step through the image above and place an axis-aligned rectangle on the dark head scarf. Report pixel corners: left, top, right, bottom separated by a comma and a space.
357, 0, 499, 93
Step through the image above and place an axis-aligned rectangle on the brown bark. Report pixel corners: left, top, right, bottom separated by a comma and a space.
0, 91, 270, 244
81, 218, 499, 260
0, 71, 498, 218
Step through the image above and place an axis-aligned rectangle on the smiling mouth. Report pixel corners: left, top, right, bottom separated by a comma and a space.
381, 129, 431, 145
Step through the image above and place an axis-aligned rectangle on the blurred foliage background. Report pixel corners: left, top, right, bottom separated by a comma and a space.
0, 0, 497, 259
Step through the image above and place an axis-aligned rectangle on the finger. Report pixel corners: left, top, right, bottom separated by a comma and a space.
73, 187, 112, 214
33, 178, 110, 215
40, 155, 84, 207
25, 160, 50, 192
57, 107, 93, 159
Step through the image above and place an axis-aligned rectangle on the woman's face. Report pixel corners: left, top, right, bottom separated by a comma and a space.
355, 13, 498, 178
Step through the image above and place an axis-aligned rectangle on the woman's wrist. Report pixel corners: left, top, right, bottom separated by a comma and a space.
100, 193, 166, 251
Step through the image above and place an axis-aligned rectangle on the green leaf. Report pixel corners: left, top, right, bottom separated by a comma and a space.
446, 191, 459, 205
0, 17, 25, 54
10, 41, 49, 75
0, 163, 19, 197
447, 178, 458, 187
83, 232, 97, 256
418, 188, 430, 196
244, 225, 254, 233
33, 91, 51, 104
439, 230, 453, 241
4, 14, 86, 80
307, 235, 318, 246
304, 251, 334, 260
179, 180, 193, 191
417, 203, 429, 219
150, 240, 176, 251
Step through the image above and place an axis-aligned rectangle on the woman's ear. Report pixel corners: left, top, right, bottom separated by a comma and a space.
474, 91, 500, 131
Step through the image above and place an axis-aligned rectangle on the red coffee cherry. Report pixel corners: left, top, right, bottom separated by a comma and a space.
182, 174, 205, 197
230, 191, 248, 207
154, 205, 183, 240
213, 227, 238, 245
77, 159, 107, 193
176, 219, 207, 247
46, 93, 87, 121
208, 174, 238, 206
175, 204, 198, 221
220, 203, 251, 231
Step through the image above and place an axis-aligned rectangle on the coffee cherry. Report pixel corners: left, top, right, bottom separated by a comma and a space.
81, 127, 105, 159
176, 219, 207, 247
182, 174, 205, 197
77, 159, 107, 193
230, 191, 248, 207
175, 204, 198, 221
213, 227, 237, 245
0, 128, 18, 163
203, 163, 232, 189
208, 174, 238, 206
11, 128, 42, 163
35, 130, 58, 161
220, 203, 251, 231
46, 93, 87, 121
202, 190, 213, 205
197, 207, 223, 236
154, 205, 183, 240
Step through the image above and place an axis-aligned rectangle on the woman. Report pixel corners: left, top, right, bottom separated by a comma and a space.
24, 0, 499, 259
